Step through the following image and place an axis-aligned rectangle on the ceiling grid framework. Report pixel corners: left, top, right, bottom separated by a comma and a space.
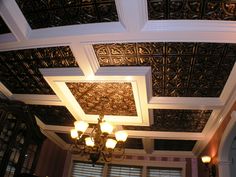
0, 0, 236, 157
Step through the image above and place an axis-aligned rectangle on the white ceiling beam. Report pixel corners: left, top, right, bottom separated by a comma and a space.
0, 82, 13, 97
70, 44, 99, 76
142, 138, 154, 154
149, 97, 224, 110
0, 0, 31, 41
10, 94, 63, 106
2, 21, 236, 51
193, 86, 236, 155
116, 0, 147, 31
42, 125, 204, 141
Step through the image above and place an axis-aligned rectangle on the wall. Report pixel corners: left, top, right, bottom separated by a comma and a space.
230, 139, 236, 177
34, 139, 67, 177
198, 102, 236, 177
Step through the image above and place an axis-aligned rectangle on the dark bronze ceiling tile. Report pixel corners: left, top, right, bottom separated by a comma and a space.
147, 0, 236, 21
67, 82, 137, 116
125, 138, 143, 149
94, 42, 236, 97
0, 46, 78, 94
0, 16, 10, 34
15, 0, 118, 29
57, 133, 74, 144
154, 140, 196, 151
30, 105, 76, 126
125, 109, 212, 132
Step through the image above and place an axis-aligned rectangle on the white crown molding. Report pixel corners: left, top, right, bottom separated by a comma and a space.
149, 97, 223, 110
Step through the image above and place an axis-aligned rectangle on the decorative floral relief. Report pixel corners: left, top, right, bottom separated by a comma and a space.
94, 42, 236, 97
67, 82, 137, 116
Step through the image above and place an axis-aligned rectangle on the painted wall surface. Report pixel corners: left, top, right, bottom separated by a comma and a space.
34, 139, 67, 177
229, 140, 236, 177
198, 102, 236, 177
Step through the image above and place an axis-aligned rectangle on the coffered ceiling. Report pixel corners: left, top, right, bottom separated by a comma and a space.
0, 0, 236, 157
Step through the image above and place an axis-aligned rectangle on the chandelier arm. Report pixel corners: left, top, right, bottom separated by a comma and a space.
102, 150, 112, 162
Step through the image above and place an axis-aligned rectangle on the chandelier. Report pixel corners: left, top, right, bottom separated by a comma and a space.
70, 114, 128, 165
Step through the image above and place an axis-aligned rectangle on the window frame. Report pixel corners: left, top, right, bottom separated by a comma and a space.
67, 154, 186, 177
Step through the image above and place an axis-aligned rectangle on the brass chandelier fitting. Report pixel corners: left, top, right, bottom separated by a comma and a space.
70, 114, 128, 165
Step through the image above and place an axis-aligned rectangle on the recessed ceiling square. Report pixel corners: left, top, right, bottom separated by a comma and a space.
66, 82, 137, 116
30, 105, 76, 126
15, 0, 118, 29
0, 46, 78, 94
154, 139, 196, 151
94, 42, 236, 97
147, 0, 236, 21
125, 109, 212, 132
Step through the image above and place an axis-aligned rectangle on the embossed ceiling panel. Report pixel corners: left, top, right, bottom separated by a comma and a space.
154, 140, 196, 151
124, 138, 143, 149
57, 133, 75, 144
15, 0, 118, 29
0, 17, 11, 34
94, 42, 236, 97
0, 46, 78, 94
148, 0, 236, 20
124, 109, 212, 132
30, 105, 76, 126
66, 82, 137, 116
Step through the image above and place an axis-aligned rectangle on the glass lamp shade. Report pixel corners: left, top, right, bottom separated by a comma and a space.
106, 139, 117, 149
74, 121, 89, 133
115, 131, 128, 142
70, 129, 78, 139
100, 122, 113, 134
85, 137, 95, 147
201, 156, 211, 164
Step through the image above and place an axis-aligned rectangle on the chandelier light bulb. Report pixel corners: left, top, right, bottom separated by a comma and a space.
106, 139, 117, 149
70, 129, 78, 139
100, 122, 113, 134
85, 137, 95, 147
201, 156, 211, 164
115, 131, 128, 142
74, 121, 89, 133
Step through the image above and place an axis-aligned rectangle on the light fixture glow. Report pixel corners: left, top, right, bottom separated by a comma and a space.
85, 137, 95, 147
74, 121, 89, 133
106, 139, 117, 149
100, 122, 113, 134
201, 156, 211, 164
70, 129, 78, 139
115, 131, 128, 142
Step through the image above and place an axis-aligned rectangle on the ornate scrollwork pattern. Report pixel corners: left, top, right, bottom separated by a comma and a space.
124, 109, 212, 132
67, 82, 137, 116
30, 105, 76, 126
148, 0, 236, 20
0, 17, 10, 34
15, 0, 118, 29
94, 42, 236, 97
0, 46, 78, 94
154, 140, 196, 151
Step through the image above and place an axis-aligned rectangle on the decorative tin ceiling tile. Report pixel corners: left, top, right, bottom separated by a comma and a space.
148, 0, 236, 20
66, 82, 137, 116
0, 46, 78, 94
15, 0, 118, 29
30, 105, 76, 126
94, 42, 236, 97
0, 16, 10, 34
125, 138, 143, 149
154, 140, 196, 151
57, 133, 74, 144
125, 109, 212, 132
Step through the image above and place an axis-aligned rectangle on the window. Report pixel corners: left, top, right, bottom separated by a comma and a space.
107, 164, 142, 177
71, 161, 104, 177
147, 167, 182, 177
